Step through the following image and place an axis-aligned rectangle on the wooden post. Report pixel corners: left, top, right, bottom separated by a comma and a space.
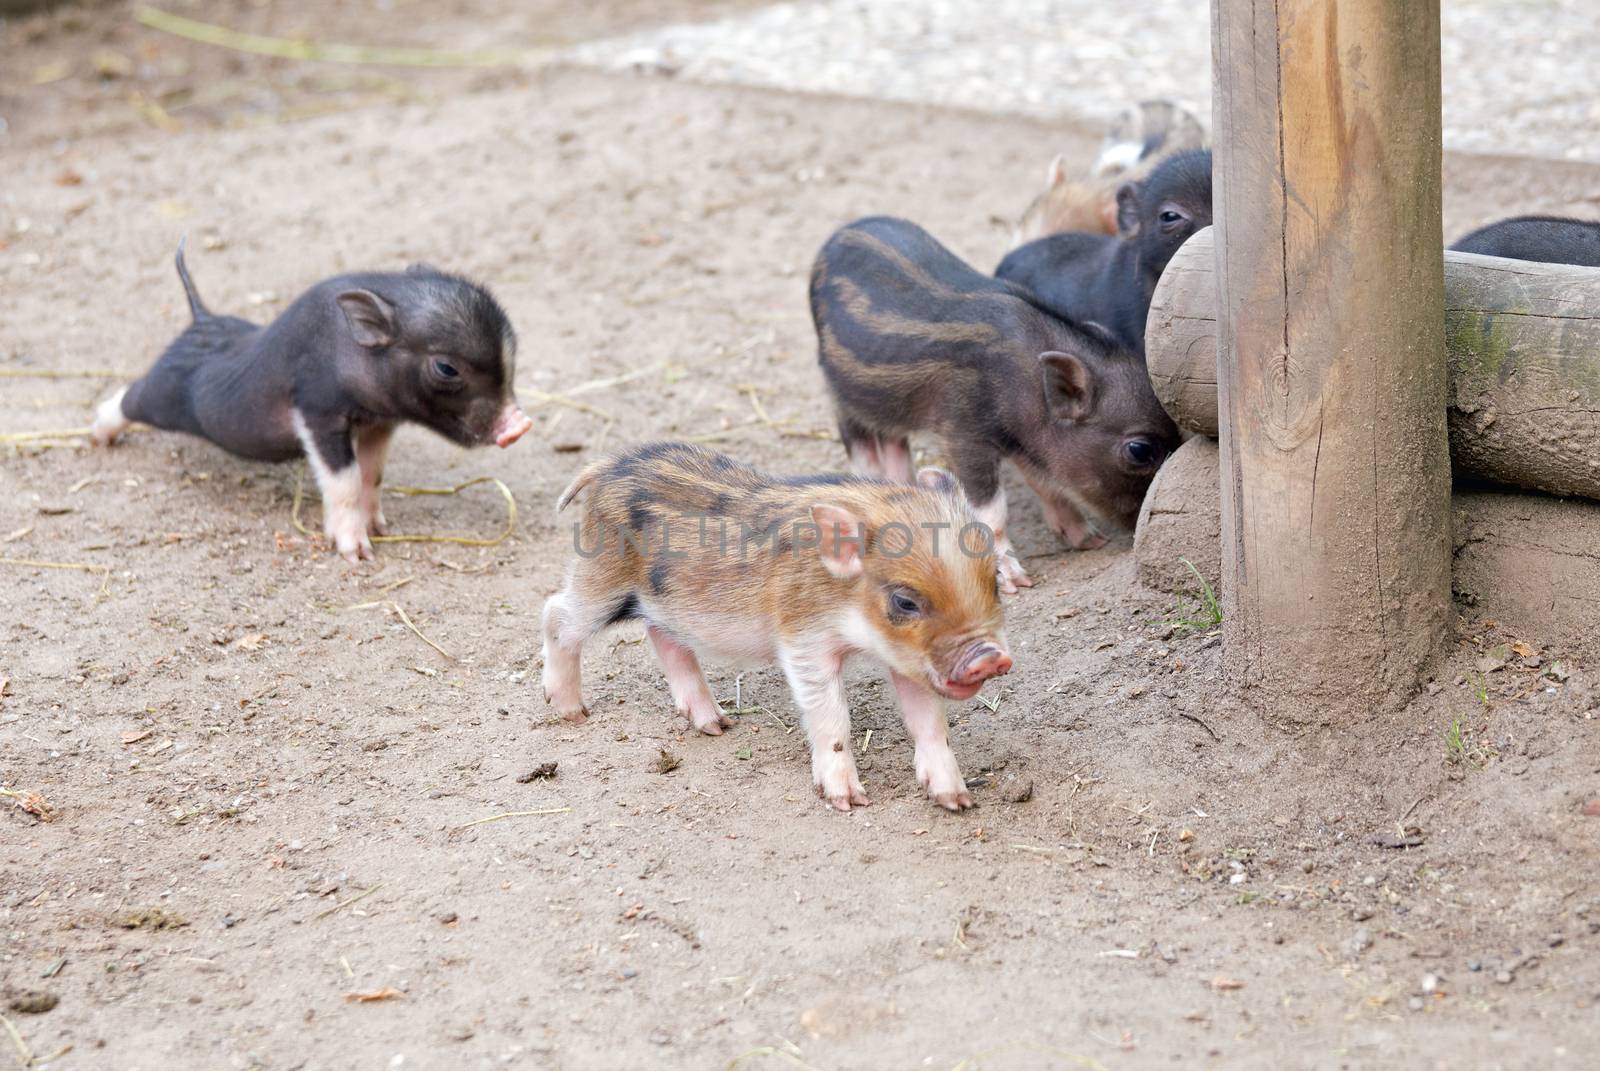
1147, 230, 1600, 503
1212, 1, 1452, 718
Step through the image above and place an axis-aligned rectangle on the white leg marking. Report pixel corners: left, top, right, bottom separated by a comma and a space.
355, 424, 395, 536
890, 671, 972, 811
292, 410, 371, 563
780, 647, 867, 811
647, 626, 732, 736
90, 387, 130, 447
540, 590, 589, 723
973, 488, 1031, 594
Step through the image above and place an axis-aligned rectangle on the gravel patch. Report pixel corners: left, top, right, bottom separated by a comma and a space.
571, 0, 1600, 164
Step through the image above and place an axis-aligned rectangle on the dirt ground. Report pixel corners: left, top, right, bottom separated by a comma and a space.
3, 4, 1599, 1070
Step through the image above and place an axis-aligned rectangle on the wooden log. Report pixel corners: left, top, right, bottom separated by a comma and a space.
1149, 228, 1600, 501
1212, 0, 1452, 716
1133, 436, 1220, 595
1136, 459, 1600, 662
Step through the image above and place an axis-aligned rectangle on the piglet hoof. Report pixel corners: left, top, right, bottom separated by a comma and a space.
996, 554, 1033, 594
367, 511, 388, 537
337, 538, 375, 564
682, 705, 734, 737
814, 771, 870, 812
561, 705, 590, 725
917, 752, 974, 811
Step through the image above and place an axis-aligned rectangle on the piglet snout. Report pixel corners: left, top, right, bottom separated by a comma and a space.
492, 403, 533, 448
952, 643, 1013, 687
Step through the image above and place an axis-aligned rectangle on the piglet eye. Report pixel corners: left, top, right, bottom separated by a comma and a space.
432, 359, 460, 379
1159, 210, 1185, 227
1125, 439, 1158, 467
890, 591, 922, 617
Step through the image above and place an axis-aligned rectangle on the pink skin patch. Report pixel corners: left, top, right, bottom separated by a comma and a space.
1039, 493, 1109, 550
492, 403, 533, 448
931, 643, 1013, 701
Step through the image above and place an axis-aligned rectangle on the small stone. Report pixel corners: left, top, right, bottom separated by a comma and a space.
1408, 996, 1425, 1011
1349, 929, 1373, 955
437, 912, 458, 925
621, 967, 639, 980
1494, 970, 1513, 985
1352, 908, 1374, 922
1581, 799, 1600, 817
648, 1029, 671, 1045
1421, 973, 1440, 993
7, 991, 58, 1015
516, 762, 558, 783
1300, 860, 1315, 874
1467, 959, 1482, 972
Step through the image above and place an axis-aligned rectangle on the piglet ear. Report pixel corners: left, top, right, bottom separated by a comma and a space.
1098, 196, 1120, 235
336, 289, 397, 349
810, 503, 866, 580
1114, 181, 1142, 237
1039, 350, 1096, 422
916, 466, 959, 498
1045, 153, 1069, 189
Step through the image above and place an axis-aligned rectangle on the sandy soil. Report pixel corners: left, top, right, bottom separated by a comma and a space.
3, 4, 1599, 1070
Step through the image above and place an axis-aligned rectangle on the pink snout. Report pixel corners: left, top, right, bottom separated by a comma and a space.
492, 403, 533, 448
952, 644, 1013, 688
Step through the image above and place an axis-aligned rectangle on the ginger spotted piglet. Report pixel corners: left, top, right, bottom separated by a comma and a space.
541, 442, 1012, 812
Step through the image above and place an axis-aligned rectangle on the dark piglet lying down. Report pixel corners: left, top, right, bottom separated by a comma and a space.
811, 216, 1179, 593
995, 148, 1212, 354
1449, 215, 1600, 267
92, 244, 533, 561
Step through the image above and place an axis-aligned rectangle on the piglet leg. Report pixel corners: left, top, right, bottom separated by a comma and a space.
877, 437, 913, 483
972, 488, 1032, 594
890, 671, 973, 811
780, 648, 868, 811
292, 410, 372, 563
90, 387, 130, 447
355, 424, 395, 536
540, 590, 590, 723
646, 626, 733, 736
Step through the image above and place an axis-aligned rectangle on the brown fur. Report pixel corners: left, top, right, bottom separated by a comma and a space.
541, 442, 1011, 812
555, 442, 999, 655
1010, 99, 1208, 250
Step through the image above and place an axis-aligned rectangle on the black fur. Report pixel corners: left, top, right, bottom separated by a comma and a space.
1449, 215, 1600, 267
995, 148, 1212, 354
117, 245, 517, 464
811, 216, 1178, 535
605, 593, 642, 626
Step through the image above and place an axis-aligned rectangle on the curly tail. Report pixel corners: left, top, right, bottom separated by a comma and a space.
555, 460, 608, 513
174, 236, 211, 322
